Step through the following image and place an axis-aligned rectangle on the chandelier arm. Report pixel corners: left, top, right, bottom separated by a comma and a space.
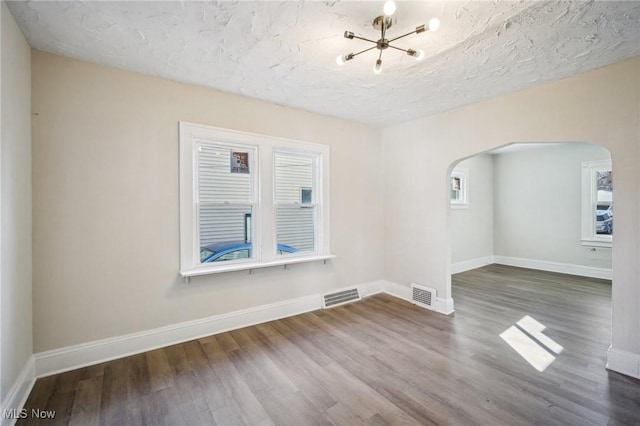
388, 45, 410, 53
351, 35, 378, 44
351, 46, 378, 57
387, 31, 417, 43
378, 49, 383, 60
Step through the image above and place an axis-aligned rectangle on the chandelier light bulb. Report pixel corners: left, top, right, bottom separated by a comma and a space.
336, 55, 346, 66
429, 17, 440, 32
373, 59, 383, 74
415, 49, 425, 61
383, 0, 397, 16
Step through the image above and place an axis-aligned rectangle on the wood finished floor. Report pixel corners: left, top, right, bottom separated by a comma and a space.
19, 265, 640, 425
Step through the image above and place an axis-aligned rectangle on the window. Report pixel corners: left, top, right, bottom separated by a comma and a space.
450, 168, 468, 208
581, 160, 613, 247
179, 122, 332, 277
197, 142, 258, 261
274, 151, 318, 254
300, 187, 313, 204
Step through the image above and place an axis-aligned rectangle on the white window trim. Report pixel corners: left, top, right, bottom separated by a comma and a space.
179, 122, 333, 278
450, 168, 469, 209
580, 159, 612, 248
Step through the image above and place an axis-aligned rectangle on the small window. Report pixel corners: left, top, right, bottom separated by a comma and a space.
581, 160, 612, 247
595, 171, 613, 235
450, 168, 469, 208
300, 188, 313, 205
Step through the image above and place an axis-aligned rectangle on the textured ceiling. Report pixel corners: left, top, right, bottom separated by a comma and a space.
7, 1, 640, 126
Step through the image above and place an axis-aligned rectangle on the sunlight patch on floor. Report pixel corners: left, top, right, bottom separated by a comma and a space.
500, 315, 564, 372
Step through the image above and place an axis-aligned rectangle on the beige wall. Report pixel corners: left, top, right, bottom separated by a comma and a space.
31, 51, 383, 352
493, 143, 612, 269
1, 2, 33, 400
450, 154, 494, 264
382, 58, 640, 361
451, 144, 612, 271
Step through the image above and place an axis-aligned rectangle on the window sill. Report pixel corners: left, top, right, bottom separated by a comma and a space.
580, 239, 612, 248
451, 203, 469, 210
180, 254, 336, 280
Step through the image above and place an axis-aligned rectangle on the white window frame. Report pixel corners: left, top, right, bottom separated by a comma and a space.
273, 149, 322, 255
450, 168, 469, 209
581, 159, 612, 248
179, 122, 333, 277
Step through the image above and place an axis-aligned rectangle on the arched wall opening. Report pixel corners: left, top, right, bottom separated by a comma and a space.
381, 57, 639, 379
447, 142, 613, 277
445, 141, 614, 367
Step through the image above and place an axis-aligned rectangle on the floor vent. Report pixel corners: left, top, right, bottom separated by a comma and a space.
323, 288, 361, 308
411, 283, 436, 310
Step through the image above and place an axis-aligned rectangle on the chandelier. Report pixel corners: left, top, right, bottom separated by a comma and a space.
336, 0, 440, 74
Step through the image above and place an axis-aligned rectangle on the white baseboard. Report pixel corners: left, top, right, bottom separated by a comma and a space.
434, 297, 455, 314
493, 255, 612, 280
359, 280, 386, 298
35, 295, 321, 377
25, 273, 636, 401
1, 356, 35, 426
606, 346, 640, 379
34, 280, 387, 378
381, 280, 412, 302
451, 256, 494, 274
381, 280, 454, 315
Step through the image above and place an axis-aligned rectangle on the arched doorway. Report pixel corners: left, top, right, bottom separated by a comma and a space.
446, 141, 613, 373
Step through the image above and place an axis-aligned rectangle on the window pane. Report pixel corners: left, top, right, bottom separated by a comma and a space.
595, 171, 613, 235
276, 205, 315, 253
452, 176, 461, 191
198, 145, 252, 203
275, 154, 313, 203
450, 173, 466, 204
199, 204, 253, 263
300, 188, 313, 204
274, 151, 317, 254
215, 249, 250, 262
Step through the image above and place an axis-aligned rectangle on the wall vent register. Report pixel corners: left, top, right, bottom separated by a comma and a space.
411, 283, 436, 310
323, 288, 361, 308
